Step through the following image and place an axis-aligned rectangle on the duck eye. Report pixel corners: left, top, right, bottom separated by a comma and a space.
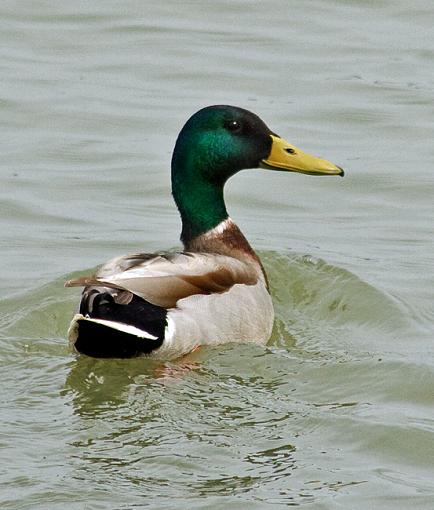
225, 120, 242, 133
285, 148, 296, 154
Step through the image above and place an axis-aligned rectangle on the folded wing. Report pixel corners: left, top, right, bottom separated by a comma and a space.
65, 252, 259, 308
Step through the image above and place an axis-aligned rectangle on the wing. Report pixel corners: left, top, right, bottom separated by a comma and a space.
65, 252, 259, 308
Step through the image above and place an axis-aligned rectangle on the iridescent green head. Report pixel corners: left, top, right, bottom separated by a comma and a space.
171, 105, 343, 244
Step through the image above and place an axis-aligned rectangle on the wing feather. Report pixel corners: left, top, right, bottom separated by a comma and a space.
65, 252, 259, 308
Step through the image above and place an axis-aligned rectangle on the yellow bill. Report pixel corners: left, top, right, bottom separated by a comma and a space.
261, 135, 344, 176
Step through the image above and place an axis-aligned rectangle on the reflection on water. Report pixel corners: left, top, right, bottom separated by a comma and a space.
63, 348, 303, 503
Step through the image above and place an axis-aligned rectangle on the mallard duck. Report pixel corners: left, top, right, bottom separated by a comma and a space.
66, 105, 343, 360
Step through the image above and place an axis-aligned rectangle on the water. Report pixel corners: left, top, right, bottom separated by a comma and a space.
1, 1, 434, 508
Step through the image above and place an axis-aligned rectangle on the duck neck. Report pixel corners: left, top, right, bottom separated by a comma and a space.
172, 153, 229, 246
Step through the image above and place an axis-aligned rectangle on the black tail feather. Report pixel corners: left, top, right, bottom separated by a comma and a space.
74, 320, 162, 358
74, 287, 167, 358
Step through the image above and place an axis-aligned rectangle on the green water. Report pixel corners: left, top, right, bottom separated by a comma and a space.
1, 1, 434, 509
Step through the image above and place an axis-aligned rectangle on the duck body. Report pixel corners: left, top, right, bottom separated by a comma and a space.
66, 105, 343, 360
68, 220, 274, 360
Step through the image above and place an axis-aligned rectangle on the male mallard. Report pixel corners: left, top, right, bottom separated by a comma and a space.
66, 105, 343, 360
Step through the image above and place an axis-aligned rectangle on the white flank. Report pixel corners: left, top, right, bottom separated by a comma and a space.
76, 314, 158, 340
164, 316, 176, 342
150, 280, 274, 360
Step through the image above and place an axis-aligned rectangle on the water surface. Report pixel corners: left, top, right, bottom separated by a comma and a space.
1, 1, 434, 509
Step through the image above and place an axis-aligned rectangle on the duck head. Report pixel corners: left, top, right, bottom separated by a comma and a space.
171, 105, 343, 243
